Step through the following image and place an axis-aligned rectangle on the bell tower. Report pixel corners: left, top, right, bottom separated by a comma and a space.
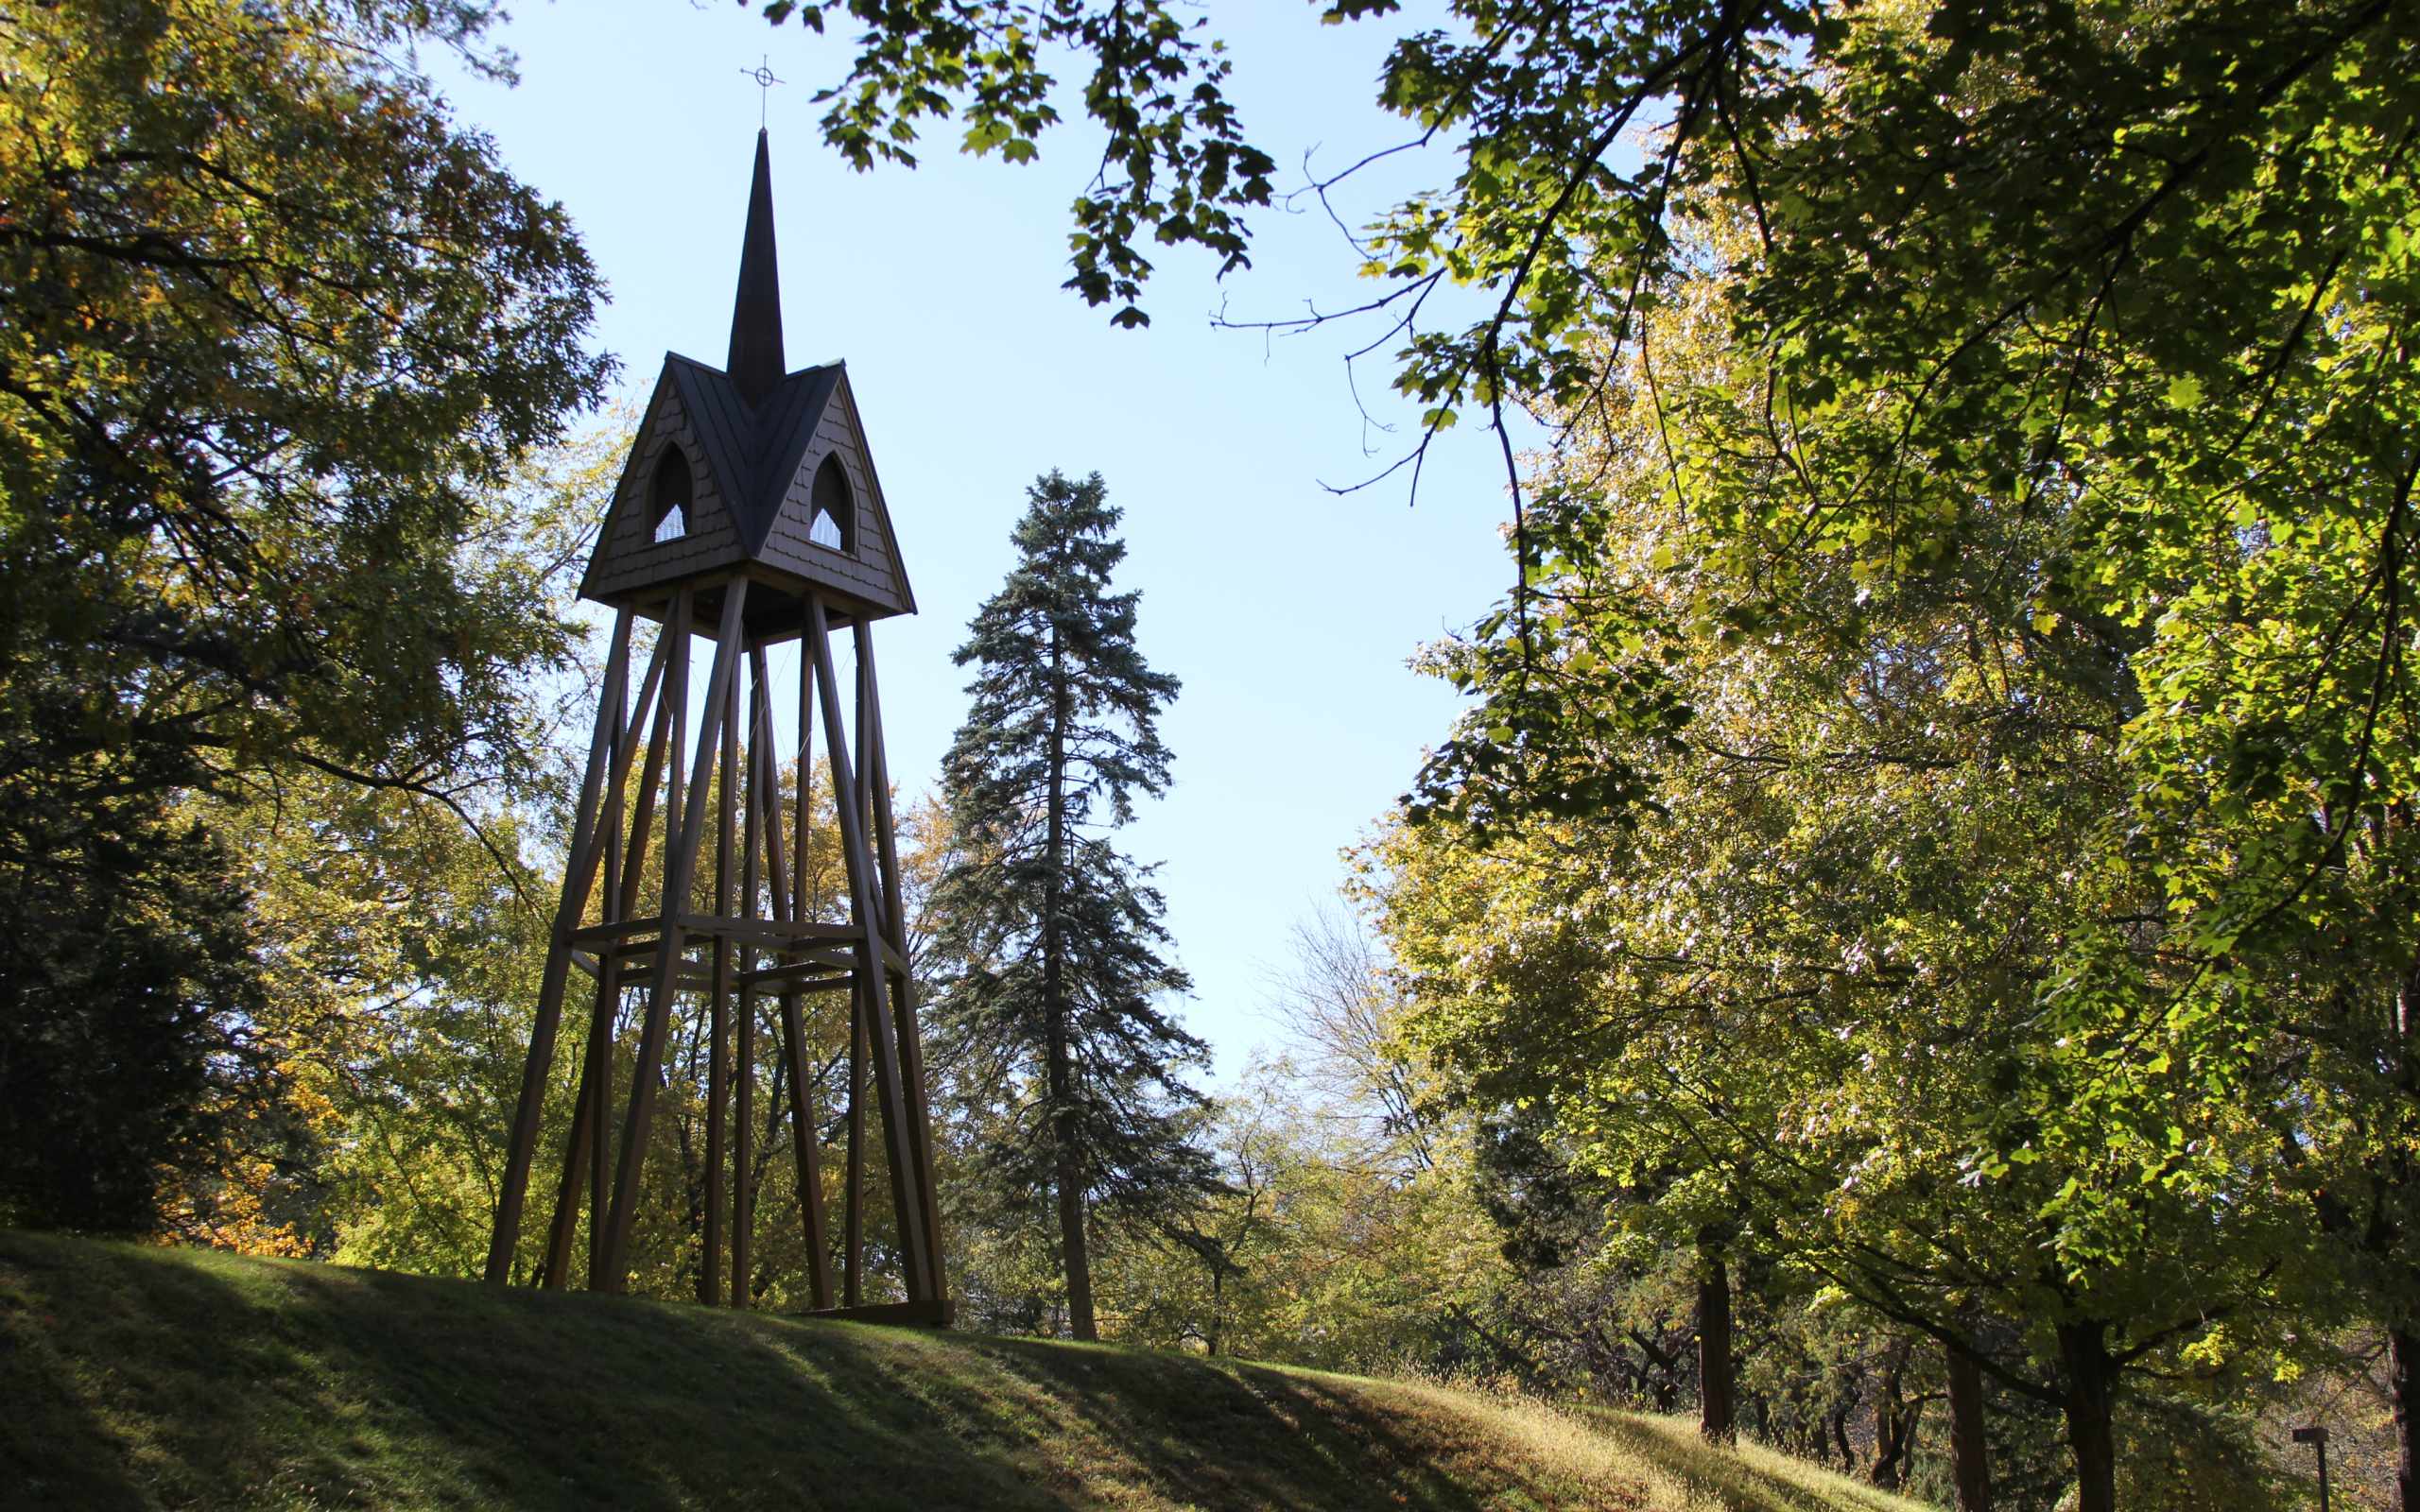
484, 131, 948, 1322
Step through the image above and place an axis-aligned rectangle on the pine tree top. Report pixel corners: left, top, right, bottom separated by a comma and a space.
945, 471, 1180, 835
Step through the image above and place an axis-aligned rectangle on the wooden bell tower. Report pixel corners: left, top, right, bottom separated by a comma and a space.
483, 131, 948, 1322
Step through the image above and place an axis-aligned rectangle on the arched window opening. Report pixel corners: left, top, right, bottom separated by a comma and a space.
809, 454, 854, 553
651, 447, 692, 543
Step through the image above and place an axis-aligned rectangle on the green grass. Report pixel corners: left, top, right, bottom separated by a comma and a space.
3, 1228, 1932, 1511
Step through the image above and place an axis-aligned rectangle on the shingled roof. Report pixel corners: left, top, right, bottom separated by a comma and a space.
579, 130, 915, 625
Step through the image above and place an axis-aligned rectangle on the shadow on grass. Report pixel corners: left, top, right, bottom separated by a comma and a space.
964, 1337, 1518, 1512
2, 1230, 1530, 1512
0, 1236, 173, 1509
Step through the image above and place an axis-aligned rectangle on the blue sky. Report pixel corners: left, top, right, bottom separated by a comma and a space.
435, 0, 1523, 1077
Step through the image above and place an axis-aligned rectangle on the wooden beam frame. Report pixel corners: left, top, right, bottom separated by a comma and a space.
809, 593, 935, 1301
487, 576, 944, 1321
485, 605, 635, 1284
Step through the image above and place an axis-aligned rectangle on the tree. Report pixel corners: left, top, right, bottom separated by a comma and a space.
0, 0, 605, 790
1330, 27, 2420, 1500
930, 470, 1208, 1341
0, 0, 606, 1232
737, 1, 2420, 959
741, 9, 2420, 1498
751, 0, 1272, 330
1361, 249, 2330, 1511
0, 772, 267, 1232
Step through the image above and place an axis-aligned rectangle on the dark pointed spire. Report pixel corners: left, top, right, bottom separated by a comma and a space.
726, 129, 785, 409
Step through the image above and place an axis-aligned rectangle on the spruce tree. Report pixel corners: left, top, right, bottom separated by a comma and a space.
933, 471, 1209, 1341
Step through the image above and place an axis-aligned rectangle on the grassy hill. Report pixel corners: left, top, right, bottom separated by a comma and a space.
3, 1228, 1931, 1512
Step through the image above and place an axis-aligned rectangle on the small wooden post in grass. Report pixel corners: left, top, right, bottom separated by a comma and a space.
2294, 1426, 2331, 1512
484, 128, 949, 1325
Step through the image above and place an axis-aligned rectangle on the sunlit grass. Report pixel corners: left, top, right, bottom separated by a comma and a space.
4, 1229, 1930, 1511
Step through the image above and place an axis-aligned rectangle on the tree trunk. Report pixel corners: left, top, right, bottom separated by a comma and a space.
1946, 1342, 1993, 1512
2055, 1319, 2119, 1512
1698, 1248, 1735, 1444
2396, 978, 2420, 1512
1044, 625, 1096, 1342
1054, 1129, 1093, 1338
2394, 1325, 2419, 1512
1870, 1341, 1913, 1490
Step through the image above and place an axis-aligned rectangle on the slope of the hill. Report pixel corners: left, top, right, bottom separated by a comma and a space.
2, 1229, 1930, 1512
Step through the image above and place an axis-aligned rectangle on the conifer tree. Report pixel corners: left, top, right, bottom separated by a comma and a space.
932, 471, 1209, 1341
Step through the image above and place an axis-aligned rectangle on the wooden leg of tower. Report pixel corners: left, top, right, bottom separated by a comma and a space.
843, 981, 866, 1308
598, 586, 692, 1292
704, 966, 728, 1306
790, 631, 812, 937
528, 611, 679, 1293
704, 672, 740, 1307
734, 656, 767, 1312
886, 972, 943, 1299
486, 607, 636, 1285
600, 579, 752, 1293
801, 613, 863, 1309
808, 594, 935, 1300
589, 986, 615, 1285
733, 984, 754, 1309
543, 966, 614, 1287
540, 1066, 592, 1287
781, 989, 834, 1310
751, 646, 792, 928
489, 925, 577, 1280
591, 637, 677, 1289
854, 622, 949, 1304
853, 622, 936, 1304
754, 648, 831, 1310
549, 648, 648, 1289
544, 627, 667, 1291
541, 977, 609, 1288
731, 648, 788, 1306
549, 962, 619, 1277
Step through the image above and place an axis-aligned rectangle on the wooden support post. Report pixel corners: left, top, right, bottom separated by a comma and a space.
808, 593, 935, 1299
794, 631, 814, 947
761, 644, 834, 1310
504, 584, 940, 1315
543, 971, 614, 1287
599, 579, 752, 1292
589, 982, 616, 1286
734, 1017, 755, 1303
542, 761, 620, 1282
855, 621, 949, 1303
842, 982, 868, 1307
589, 620, 681, 1286
593, 585, 693, 1291
847, 636, 873, 1307
541, 1015, 599, 1285
616, 629, 683, 924
733, 653, 767, 1311
782, 989, 834, 1309
803, 625, 863, 1309
703, 664, 740, 1307
544, 626, 673, 1289
486, 607, 636, 1285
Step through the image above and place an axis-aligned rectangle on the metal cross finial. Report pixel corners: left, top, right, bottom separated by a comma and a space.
742, 56, 784, 129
